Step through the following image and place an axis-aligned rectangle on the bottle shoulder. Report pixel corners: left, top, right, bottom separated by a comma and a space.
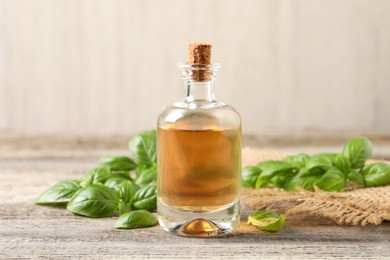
158, 100, 241, 130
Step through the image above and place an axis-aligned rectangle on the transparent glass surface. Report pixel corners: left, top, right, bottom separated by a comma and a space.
157, 63, 242, 237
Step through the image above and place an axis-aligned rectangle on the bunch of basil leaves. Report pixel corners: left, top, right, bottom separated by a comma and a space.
35, 130, 158, 229
36, 132, 390, 231
242, 137, 390, 192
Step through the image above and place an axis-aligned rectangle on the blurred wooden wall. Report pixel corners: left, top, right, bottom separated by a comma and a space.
0, 0, 389, 136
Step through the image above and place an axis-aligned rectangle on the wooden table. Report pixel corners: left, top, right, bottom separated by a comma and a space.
1, 148, 389, 259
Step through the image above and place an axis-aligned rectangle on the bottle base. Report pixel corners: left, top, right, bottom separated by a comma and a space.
157, 199, 240, 237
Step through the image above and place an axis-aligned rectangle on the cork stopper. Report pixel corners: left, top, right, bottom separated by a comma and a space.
187, 43, 213, 81
188, 43, 212, 64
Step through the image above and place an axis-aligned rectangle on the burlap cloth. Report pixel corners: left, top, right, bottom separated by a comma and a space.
241, 147, 390, 226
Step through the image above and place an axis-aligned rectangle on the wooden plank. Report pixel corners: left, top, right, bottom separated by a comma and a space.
0, 150, 389, 258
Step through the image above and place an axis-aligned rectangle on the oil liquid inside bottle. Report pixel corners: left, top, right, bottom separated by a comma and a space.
157, 126, 241, 212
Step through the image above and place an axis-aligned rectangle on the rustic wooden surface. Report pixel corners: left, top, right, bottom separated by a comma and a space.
1, 149, 390, 259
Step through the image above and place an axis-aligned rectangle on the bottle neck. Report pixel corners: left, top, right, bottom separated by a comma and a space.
185, 81, 215, 102
179, 63, 220, 103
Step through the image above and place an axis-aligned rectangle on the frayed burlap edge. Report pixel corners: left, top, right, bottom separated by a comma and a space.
241, 147, 390, 226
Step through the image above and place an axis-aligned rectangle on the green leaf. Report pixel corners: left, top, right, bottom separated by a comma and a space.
342, 137, 372, 169
242, 166, 262, 188
104, 175, 133, 191
255, 161, 296, 189
119, 180, 138, 204
361, 163, 390, 187
347, 170, 366, 186
80, 168, 111, 187
129, 130, 157, 167
99, 156, 136, 172
247, 211, 286, 232
135, 165, 148, 178
315, 167, 346, 191
294, 176, 319, 191
257, 160, 292, 170
299, 167, 326, 178
115, 210, 158, 229
67, 185, 119, 218
306, 153, 336, 171
334, 153, 351, 173
35, 180, 81, 205
135, 166, 157, 186
132, 183, 157, 211
118, 200, 132, 215
270, 174, 291, 188
284, 169, 320, 191
283, 153, 310, 168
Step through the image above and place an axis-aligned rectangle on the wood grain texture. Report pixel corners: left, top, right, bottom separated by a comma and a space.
1, 149, 389, 259
0, 0, 390, 136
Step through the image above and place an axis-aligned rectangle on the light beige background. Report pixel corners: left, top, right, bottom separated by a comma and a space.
0, 0, 389, 136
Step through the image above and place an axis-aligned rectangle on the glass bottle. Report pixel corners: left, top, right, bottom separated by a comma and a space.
157, 43, 241, 237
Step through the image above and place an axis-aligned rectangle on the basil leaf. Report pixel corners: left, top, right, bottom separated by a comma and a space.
347, 170, 366, 186
80, 168, 111, 187
283, 153, 310, 168
104, 175, 133, 191
255, 161, 296, 189
299, 167, 326, 178
99, 156, 136, 172
133, 183, 157, 211
135, 166, 157, 186
281, 174, 300, 192
129, 130, 157, 167
342, 137, 372, 169
115, 210, 158, 229
361, 163, 390, 187
35, 180, 81, 205
242, 166, 262, 188
306, 153, 336, 171
315, 167, 346, 191
270, 175, 289, 188
284, 169, 320, 191
334, 153, 351, 173
247, 211, 286, 232
281, 159, 326, 192
135, 165, 148, 178
257, 160, 293, 170
293, 176, 319, 191
119, 180, 138, 204
118, 200, 132, 215
67, 185, 119, 218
